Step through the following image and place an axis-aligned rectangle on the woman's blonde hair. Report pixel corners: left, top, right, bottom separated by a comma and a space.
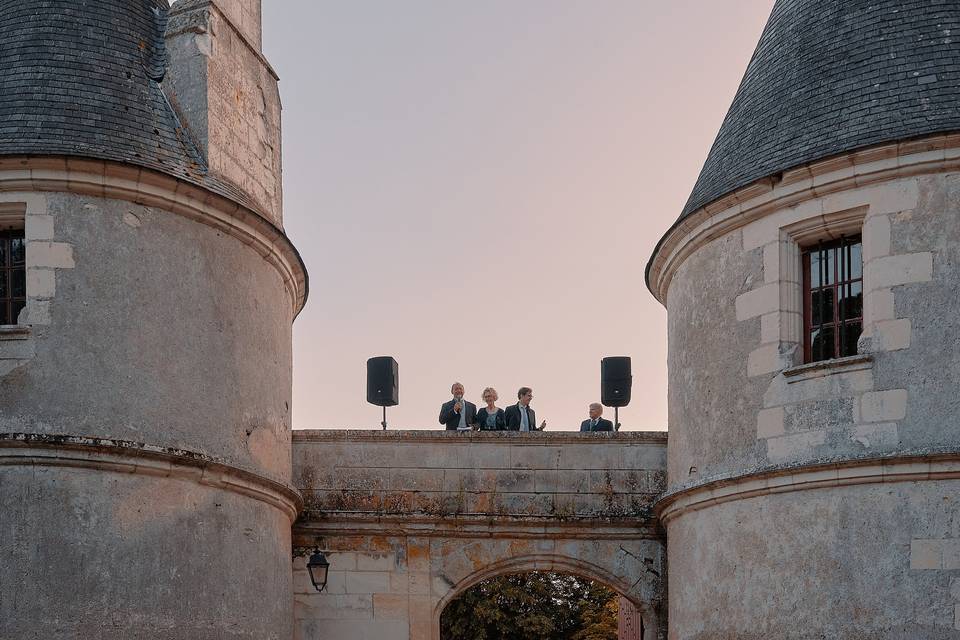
481, 387, 498, 401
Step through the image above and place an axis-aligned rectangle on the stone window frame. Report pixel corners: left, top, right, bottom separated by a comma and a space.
0, 194, 74, 377
0, 202, 27, 334
778, 206, 868, 374
801, 235, 864, 363
0, 205, 25, 329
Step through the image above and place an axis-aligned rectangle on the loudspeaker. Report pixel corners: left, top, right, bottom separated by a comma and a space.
366, 356, 399, 407
601, 356, 632, 407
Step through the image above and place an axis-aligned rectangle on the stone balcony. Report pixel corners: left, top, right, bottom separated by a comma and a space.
291, 430, 668, 525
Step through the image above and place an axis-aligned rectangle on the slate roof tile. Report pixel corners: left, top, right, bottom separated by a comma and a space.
678, 0, 960, 222
0, 0, 263, 216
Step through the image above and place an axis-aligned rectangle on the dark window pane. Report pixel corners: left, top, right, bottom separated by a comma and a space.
840, 281, 863, 321
0, 303, 8, 325
0, 238, 6, 266
11, 268, 25, 298
842, 322, 861, 358
850, 242, 862, 279
0, 271, 5, 298
9, 299, 24, 325
810, 252, 821, 288
820, 287, 835, 324
10, 237, 25, 266
824, 248, 835, 285
812, 326, 836, 361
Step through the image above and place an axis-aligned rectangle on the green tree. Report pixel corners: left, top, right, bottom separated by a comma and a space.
440, 572, 619, 640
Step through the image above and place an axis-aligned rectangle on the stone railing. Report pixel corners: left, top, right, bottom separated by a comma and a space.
291, 430, 667, 523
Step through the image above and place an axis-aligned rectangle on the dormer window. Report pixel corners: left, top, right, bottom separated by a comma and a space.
0, 229, 25, 325
802, 236, 862, 363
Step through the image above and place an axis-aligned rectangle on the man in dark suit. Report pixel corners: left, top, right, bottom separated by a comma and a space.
504, 387, 546, 431
580, 403, 614, 432
439, 382, 477, 431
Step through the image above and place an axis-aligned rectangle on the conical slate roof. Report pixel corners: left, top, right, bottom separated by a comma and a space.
0, 0, 259, 214
680, 0, 960, 220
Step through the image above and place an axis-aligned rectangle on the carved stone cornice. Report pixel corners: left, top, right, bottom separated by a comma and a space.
294, 513, 662, 541
656, 451, 960, 525
0, 433, 303, 520
646, 133, 960, 305
0, 157, 308, 316
292, 429, 668, 445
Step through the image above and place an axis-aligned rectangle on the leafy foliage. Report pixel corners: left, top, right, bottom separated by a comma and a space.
440, 572, 619, 640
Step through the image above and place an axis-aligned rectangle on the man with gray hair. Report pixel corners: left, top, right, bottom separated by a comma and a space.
439, 382, 477, 431
580, 403, 614, 432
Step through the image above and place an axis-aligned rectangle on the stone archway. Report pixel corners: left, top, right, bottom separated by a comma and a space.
291, 430, 667, 640
434, 554, 660, 640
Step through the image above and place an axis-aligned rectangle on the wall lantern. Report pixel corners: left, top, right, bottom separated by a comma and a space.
307, 550, 330, 592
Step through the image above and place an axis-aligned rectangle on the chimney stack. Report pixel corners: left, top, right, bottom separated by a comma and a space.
164, 0, 282, 225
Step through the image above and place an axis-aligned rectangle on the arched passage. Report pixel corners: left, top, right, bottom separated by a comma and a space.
291, 430, 668, 640
434, 554, 660, 640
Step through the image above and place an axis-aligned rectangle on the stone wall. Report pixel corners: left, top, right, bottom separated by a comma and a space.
663, 463, 960, 639
657, 139, 960, 490
291, 430, 668, 640
0, 189, 294, 482
0, 436, 299, 640
650, 135, 960, 638
0, 174, 301, 638
294, 430, 666, 520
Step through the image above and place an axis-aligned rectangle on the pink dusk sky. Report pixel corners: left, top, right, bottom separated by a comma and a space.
263, 1, 776, 431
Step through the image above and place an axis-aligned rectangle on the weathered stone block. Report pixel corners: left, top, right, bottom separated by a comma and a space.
943, 539, 960, 571
766, 430, 826, 462
757, 407, 785, 439
25, 214, 54, 240
851, 423, 899, 449
760, 312, 780, 343
784, 398, 854, 433
326, 552, 357, 572
406, 540, 430, 573
860, 389, 908, 422
26, 268, 55, 298
874, 319, 911, 351
619, 444, 667, 471
736, 283, 780, 321
748, 343, 783, 377
864, 287, 895, 324
910, 539, 942, 570
26, 241, 74, 268
763, 241, 780, 283
512, 445, 563, 470
372, 593, 408, 619
865, 252, 933, 289
357, 553, 397, 572
862, 214, 891, 262
408, 572, 430, 595
345, 572, 390, 595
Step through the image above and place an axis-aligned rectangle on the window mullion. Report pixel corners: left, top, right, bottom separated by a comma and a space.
833, 244, 840, 358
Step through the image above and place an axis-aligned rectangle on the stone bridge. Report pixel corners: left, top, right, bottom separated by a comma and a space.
290, 430, 668, 640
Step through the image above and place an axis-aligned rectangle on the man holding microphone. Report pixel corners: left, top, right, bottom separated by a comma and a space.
439, 382, 477, 431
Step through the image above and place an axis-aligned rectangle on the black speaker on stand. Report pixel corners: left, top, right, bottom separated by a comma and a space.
367, 356, 399, 430
601, 356, 632, 431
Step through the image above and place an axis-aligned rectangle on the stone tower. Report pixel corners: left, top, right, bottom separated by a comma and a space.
647, 0, 960, 637
0, 1, 306, 638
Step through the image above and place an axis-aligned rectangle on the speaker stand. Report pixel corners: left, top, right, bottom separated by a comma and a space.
381, 406, 388, 431
615, 407, 620, 432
